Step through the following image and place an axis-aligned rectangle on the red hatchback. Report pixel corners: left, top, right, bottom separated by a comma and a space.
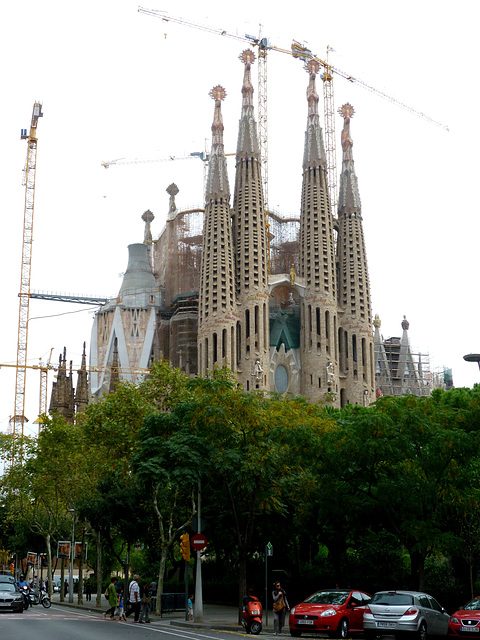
289, 589, 372, 638
449, 596, 480, 636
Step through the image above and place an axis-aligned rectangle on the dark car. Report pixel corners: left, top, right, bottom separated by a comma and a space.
0, 582, 24, 613
449, 596, 480, 636
364, 590, 450, 640
289, 589, 371, 638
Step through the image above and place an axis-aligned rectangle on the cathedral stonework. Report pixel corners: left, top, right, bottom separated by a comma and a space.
87, 50, 377, 409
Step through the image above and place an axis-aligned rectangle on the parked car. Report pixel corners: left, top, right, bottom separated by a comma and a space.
449, 596, 480, 636
289, 589, 372, 638
0, 582, 24, 613
364, 590, 450, 640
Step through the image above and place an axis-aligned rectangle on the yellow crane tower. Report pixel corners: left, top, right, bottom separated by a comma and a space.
12, 102, 43, 452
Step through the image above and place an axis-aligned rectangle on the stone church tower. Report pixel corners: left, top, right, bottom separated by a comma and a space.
336, 103, 375, 406
84, 48, 376, 409
298, 59, 339, 401
232, 51, 270, 391
198, 85, 239, 375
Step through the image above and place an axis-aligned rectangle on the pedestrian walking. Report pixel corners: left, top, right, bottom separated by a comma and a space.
272, 581, 290, 635
125, 574, 141, 622
103, 577, 118, 620
138, 581, 151, 624
84, 578, 92, 602
116, 585, 126, 621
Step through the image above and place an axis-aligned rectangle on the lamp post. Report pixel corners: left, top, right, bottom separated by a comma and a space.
68, 509, 75, 603
463, 353, 480, 372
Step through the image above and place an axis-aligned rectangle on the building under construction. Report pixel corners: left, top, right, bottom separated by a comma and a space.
48, 49, 450, 420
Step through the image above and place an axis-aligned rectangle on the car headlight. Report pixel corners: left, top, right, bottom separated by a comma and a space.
290, 607, 296, 615
321, 609, 336, 617
450, 617, 460, 624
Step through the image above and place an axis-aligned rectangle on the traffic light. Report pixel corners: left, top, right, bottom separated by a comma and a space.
180, 533, 190, 562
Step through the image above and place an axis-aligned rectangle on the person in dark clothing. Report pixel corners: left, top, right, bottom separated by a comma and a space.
272, 581, 290, 635
84, 578, 92, 601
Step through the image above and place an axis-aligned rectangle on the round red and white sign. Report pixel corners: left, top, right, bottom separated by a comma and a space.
190, 534, 208, 550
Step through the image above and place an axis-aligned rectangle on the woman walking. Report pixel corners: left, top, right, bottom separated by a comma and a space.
103, 577, 118, 620
272, 581, 290, 635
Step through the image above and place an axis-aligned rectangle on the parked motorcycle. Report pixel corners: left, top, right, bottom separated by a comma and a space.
242, 593, 263, 634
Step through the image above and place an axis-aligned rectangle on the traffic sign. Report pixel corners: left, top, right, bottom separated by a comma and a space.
190, 533, 208, 550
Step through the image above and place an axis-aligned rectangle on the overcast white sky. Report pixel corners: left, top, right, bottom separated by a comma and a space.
1, 0, 479, 436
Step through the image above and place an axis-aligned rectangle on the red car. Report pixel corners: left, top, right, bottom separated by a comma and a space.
449, 596, 480, 636
289, 589, 372, 638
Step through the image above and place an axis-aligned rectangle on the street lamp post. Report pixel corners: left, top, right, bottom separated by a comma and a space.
463, 353, 480, 372
69, 509, 75, 603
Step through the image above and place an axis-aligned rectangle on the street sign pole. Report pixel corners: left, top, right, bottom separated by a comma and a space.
194, 482, 203, 621
265, 542, 273, 630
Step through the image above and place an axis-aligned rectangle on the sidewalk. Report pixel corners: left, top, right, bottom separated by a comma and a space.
50, 592, 273, 632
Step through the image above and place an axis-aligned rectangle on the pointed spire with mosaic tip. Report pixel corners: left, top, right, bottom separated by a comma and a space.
206, 85, 230, 202
236, 49, 260, 160
303, 58, 327, 169
337, 103, 362, 214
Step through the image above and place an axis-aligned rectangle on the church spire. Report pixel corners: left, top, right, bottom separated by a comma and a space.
338, 103, 361, 212
303, 59, 326, 169
205, 85, 230, 202
236, 50, 260, 160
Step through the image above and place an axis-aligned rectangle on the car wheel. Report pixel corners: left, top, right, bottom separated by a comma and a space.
417, 622, 427, 640
337, 618, 349, 639
290, 630, 302, 637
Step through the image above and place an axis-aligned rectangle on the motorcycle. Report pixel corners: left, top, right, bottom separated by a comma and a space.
242, 593, 263, 635
21, 585, 32, 610
22, 585, 51, 609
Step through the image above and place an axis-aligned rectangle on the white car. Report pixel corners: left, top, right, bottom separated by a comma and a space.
364, 590, 450, 640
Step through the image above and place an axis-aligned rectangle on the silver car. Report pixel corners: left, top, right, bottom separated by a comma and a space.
363, 590, 450, 640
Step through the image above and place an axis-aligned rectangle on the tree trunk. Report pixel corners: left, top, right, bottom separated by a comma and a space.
410, 550, 426, 591
45, 532, 53, 599
155, 546, 169, 616
96, 530, 102, 608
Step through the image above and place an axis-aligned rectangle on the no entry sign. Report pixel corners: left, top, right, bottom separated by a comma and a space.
190, 533, 208, 550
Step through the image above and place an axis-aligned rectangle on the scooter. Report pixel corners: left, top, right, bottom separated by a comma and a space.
242, 593, 263, 634
23, 585, 51, 609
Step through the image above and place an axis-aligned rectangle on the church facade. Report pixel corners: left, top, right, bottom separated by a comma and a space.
88, 51, 375, 409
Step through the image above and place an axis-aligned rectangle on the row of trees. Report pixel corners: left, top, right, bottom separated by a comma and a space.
2, 361, 480, 615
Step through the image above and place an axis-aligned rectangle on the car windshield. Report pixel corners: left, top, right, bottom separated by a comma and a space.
372, 593, 414, 606
464, 598, 480, 611
0, 583, 16, 593
305, 591, 349, 605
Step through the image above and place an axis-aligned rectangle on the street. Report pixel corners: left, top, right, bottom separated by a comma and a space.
0, 604, 248, 640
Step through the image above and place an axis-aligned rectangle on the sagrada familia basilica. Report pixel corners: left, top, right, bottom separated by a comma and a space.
49, 51, 446, 420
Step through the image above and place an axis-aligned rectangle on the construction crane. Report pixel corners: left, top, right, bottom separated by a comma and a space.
13, 102, 43, 453
101, 151, 208, 168
101, 149, 235, 200
138, 6, 448, 216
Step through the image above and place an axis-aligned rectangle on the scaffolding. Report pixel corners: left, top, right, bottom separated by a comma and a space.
268, 208, 300, 276
375, 336, 433, 398
153, 208, 204, 308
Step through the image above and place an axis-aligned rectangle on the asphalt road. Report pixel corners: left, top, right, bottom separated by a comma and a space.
0, 604, 251, 640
